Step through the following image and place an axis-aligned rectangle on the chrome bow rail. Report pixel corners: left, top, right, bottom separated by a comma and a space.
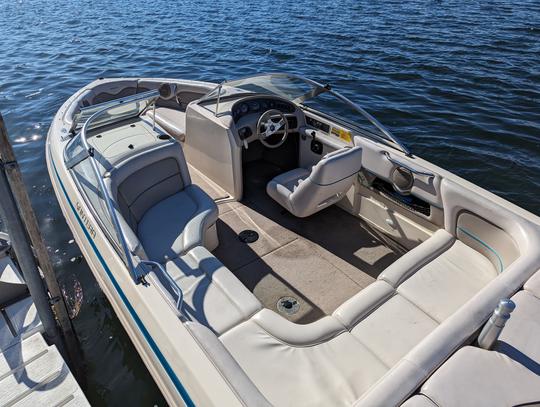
78, 90, 184, 314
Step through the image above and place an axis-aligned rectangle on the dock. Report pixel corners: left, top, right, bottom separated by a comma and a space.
0, 243, 89, 407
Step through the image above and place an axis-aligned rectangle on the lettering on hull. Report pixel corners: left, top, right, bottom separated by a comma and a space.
76, 201, 97, 239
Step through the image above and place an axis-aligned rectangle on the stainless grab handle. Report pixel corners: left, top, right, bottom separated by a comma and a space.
141, 260, 184, 313
383, 151, 434, 178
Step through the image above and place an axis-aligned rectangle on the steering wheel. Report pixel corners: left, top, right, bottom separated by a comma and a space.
256, 109, 289, 149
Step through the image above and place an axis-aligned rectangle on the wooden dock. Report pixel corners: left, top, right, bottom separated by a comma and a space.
0, 251, 89, 406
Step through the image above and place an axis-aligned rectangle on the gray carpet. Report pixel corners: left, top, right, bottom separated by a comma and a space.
193, 161, 402, 324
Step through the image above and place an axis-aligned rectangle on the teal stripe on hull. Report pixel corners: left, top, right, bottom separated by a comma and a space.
50, 151, 195, 407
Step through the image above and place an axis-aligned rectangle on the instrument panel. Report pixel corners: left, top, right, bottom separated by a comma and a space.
232, 97, 296, 122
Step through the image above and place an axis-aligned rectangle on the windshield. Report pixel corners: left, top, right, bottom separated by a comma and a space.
203, 73, 317, 101
201, 73, 409, 154
71, 90, 159, 132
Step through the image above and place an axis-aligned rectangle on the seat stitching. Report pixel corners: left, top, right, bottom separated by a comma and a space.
396, 289, 444, 324
341, 290, 397, 331
346, 329, 392, 369
128, 171, 182, 215
395, 293, 441, 325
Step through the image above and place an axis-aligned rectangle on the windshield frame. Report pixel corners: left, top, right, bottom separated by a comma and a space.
200, 73, 410, 155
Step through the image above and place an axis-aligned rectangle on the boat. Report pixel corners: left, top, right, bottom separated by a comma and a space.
46, 73, 540, 406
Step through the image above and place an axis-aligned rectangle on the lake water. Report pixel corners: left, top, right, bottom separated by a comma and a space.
0, 0, 539, 405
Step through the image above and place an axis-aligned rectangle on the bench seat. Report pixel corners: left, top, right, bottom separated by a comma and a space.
166, 246, 262, 335
217, 229, 499, 407
146, 107, 186, 142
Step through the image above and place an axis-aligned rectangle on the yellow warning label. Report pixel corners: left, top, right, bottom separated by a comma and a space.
331, 127, 352, 143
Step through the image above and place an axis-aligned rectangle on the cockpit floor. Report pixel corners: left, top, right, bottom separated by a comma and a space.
190, 162, 402, 324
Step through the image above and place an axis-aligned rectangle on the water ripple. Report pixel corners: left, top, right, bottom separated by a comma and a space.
0, 0, 539, 405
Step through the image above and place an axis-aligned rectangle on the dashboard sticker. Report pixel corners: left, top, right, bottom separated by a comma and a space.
331, 127, 352, 143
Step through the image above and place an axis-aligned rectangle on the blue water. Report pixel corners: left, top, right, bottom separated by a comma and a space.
1, 0, 539, 405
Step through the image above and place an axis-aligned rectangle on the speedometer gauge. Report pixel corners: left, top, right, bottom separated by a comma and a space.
240, 104, 249, 114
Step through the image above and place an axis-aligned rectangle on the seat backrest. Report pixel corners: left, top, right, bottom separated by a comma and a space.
309, 146, 363, 186
105, 142, 191, 234
290, 146, 362, 217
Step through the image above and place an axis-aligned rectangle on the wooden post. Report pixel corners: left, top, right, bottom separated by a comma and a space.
0, 113, 83, 378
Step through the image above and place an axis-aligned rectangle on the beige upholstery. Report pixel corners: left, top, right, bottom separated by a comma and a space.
355, 179, 540, 407
401, 279, 540, 407
400, 396, 437, 407
220, 310, 388, 407
105, 143, 218, 262
524, 268, 540, 297
215, 229, 500, 407
138, 185, 218, 262
146, 107, 186, 142
166, 246, 262, 335
418, 346, 540, 407
495, 287, 540, 371
184, 322, 271, 406
267, 146, 362, 217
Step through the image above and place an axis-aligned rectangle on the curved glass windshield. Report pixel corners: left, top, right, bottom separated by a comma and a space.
203, 73, 316, 101
201, 73, 409, 154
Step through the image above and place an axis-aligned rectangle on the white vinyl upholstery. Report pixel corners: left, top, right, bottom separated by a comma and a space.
216, 229, 500, 407
495, 284, 540, 371
138, 185, 218, 262
220, 310, 388, 407
184, 322, 271, 406
418, 346, 540, 407
146, 107, 186, 142
410, 274, 540, 407
166, 246, 262, 335
267, 146, 362, 217
105, 143, 218, 262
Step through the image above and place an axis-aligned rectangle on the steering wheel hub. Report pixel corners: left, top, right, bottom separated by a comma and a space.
257, 109, 289, 148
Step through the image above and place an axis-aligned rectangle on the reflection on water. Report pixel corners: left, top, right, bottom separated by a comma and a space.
62, 275, 84, 319
0, 0, 539, 405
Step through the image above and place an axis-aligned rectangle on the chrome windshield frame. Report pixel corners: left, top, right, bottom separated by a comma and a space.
199, 72, 410, 155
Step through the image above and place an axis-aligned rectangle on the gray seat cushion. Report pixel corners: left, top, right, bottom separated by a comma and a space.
138, 184, 218, 262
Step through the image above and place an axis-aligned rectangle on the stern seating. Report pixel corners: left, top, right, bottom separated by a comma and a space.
166, 246, 262, 335
267, 146, 362, 217
218, 229, 500, 406
105, 142, 218, 263
403, 270, 540, 407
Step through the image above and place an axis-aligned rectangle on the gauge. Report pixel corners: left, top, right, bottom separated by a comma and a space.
251, 101, 260, 111
261, 101, 268, 110
240, 104, 249, 114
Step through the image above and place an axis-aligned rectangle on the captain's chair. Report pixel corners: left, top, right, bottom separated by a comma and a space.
266, 146, 362, 218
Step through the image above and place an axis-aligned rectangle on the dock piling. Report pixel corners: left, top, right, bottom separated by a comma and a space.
0, 113, 83, 378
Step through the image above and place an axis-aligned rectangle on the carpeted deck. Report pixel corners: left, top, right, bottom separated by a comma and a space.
190, 162, 402, 324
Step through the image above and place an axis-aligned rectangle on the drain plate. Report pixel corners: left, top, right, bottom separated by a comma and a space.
238, 229, 259, 243
277, 296, 300, 316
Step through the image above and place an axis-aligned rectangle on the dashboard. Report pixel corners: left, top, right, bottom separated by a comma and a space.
231, 97, 296, 123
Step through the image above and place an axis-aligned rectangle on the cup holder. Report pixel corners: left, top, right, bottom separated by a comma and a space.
158, 134, 171, 140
